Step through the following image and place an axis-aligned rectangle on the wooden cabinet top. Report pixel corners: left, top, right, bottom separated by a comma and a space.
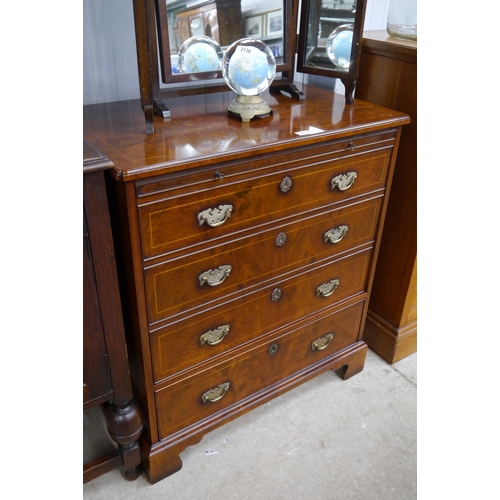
83, 139, 114, 175
83, 84, 409, 182
361, 30, 417, 58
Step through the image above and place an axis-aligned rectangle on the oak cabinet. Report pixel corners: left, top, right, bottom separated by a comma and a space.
356, 31, 417, 363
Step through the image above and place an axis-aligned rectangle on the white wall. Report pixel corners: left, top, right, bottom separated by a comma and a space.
364, 0, 391, 31
83, 0, 391, 105
83, 0, 140, 104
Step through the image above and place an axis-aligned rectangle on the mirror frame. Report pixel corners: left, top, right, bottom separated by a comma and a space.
132, 0, 367, 134
296, 0, 367, 104
132, 0, 302, 133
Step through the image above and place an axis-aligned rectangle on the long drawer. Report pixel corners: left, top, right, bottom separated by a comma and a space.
146, 244, 372, 327
144, 194, 379, 323
150, 248, 372, 385
137, 148, 392, 260
155, 300, 364, 439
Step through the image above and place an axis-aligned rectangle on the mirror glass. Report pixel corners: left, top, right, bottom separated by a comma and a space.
157, 0, 291, 81
301, 0, 356, 72
297, 0, 367, 102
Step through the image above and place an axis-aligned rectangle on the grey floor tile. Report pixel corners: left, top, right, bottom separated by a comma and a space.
83, 349, 417, 500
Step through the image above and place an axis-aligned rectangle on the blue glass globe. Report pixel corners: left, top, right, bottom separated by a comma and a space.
326, 24, 353, 70
222, 38, 276, 96
178, 36, 222, 73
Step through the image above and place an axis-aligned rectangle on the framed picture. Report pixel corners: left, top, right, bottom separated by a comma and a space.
265, 9, 283, 37
244, 15, 264, 38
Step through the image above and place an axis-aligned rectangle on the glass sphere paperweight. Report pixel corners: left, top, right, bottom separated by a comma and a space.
326, 24, 354, 70
222, 38, 276, 122
178, 36, 223, 74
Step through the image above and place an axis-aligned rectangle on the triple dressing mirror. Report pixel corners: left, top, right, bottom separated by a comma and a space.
132, 0, 366, 133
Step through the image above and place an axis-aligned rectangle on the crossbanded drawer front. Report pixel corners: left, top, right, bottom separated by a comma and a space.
149, 249, 371, 383
144, 199, 379, 324
138, 149, 391, 260
146, 243, 372, 326
155, 300, 364, 439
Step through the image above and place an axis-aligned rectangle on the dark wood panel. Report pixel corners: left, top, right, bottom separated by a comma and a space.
83, 210, 112, 407
83, 170, 134, 403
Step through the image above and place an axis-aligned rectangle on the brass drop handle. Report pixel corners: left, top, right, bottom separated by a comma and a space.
199, 265, 232, 286
200, 325, 230, 346
202, 382, 230, 403
198, 204, 233, 227
312, 334, 334, 351
331, 172, 357, 191
316, 279, 340, 297
324, 225, 348, 244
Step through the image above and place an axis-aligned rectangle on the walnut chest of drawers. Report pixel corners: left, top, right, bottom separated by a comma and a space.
83, 85, 409, 484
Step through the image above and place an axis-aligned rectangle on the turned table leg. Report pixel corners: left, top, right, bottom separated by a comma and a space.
105, 400, 143, 480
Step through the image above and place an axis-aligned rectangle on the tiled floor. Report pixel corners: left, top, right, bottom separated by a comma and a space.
83, 349, 417, 499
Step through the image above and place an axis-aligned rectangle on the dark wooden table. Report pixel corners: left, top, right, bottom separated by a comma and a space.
83, 140, 143, 482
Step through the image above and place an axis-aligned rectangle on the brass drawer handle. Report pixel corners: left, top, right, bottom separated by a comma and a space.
324, 225, 348, 244
202, 382, 230, 403
200, 325, 230, 346
312, 334, 334, 351
331, 172, 357, 191
199, 265, 232, 286
316, 279, 340, 297
198, 204, 233, 227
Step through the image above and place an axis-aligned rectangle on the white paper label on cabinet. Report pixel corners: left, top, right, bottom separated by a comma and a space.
295, 126, 324, 136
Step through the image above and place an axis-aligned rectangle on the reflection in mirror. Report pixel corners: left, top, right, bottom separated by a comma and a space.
298, 0, 367, 104
165, 0, 285, 75
137, 0, 300, 131
303, 0, 356, 71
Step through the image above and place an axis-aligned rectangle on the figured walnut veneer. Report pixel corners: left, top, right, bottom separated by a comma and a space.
83, 85, 409, 483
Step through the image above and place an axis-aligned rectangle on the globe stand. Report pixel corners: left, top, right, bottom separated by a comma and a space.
227, 95, 273, 123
